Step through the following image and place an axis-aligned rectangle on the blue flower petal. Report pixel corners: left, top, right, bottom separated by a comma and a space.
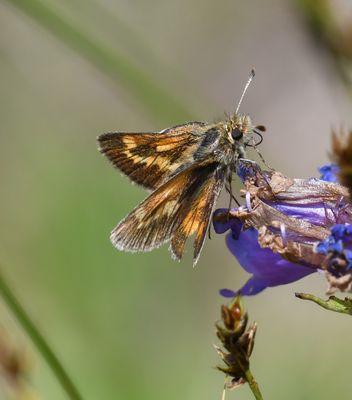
319, 163, 339, 182
234, 276, 267, 296
316, 240, 329, 254
271, 203, 330, 228
345, 225, 352, 237
331, 240, 344, 253
213, 208, 243, 237
219, 288, 236, 298
213, 217, 315, 296
236, 160, 259, 182
331, 224, 347, 240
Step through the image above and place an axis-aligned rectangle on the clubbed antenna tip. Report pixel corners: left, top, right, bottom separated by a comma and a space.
235, 69, 255, 115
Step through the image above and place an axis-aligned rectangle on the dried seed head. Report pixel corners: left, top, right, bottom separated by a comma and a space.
215, 296, 257, 389
332, 130, 352, 195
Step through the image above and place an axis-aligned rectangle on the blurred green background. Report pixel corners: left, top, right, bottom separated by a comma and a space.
1, 0, 352, 399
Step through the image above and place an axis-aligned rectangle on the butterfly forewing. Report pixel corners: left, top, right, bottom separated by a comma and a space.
97, 122, 208, 190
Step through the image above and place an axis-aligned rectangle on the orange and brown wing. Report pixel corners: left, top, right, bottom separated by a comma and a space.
170, 166, 225, 265
110, 162, 225, 264
97, 122, 208, 190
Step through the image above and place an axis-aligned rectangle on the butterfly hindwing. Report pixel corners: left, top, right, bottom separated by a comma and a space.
110, 162, 225, 264
97, 122, 209, 190
170, 165, 225, 265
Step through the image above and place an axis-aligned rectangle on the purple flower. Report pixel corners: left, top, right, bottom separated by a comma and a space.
315, 223, 352, 293
214, 210, 315, 296
318, 163, 339, 183
214, 162, 352, 296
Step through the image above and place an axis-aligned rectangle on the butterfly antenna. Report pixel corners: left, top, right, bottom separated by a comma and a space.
235, 69, 255, 114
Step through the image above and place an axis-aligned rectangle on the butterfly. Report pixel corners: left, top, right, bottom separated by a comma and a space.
97, 70, 265, 265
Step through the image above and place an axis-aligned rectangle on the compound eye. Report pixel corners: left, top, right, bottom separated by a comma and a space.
231, 128, 243, 141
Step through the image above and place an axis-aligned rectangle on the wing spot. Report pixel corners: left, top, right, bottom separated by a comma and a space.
156, 143, 180, 152
122, 137, 137, 149
164, 200, 179, 216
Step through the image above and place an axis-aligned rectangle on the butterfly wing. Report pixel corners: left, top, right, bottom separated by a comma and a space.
97, 122, 210, 190
170, 166, 225, 265
110, 162, 226, 264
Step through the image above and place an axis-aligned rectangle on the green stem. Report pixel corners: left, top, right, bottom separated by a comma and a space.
295, 292, 352, 315
7, 0, 194, 124
244, 368, 264, 400
0, 269, 83, 400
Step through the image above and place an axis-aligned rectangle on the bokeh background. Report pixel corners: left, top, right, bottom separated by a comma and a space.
1, 0, 352, 399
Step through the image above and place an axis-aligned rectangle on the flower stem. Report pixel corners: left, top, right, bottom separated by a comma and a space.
6, 0, 194, 124
244, 368, 264, 400
0, 268, 83, 400
295, 292, 352, 315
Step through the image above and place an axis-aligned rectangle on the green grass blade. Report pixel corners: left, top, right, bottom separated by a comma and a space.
0, 268, 83, 400
7, 0, 194, 124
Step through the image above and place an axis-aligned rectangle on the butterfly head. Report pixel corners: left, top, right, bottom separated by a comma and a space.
226, 114, 253, 144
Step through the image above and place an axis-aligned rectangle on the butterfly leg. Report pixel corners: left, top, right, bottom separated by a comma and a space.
250, 140, 274, 170
225, 176, 240, 209
224, 176, 240, 222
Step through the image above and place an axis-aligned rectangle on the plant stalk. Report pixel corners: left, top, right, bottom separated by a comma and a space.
295, 292, 352, 315
244, 368, 263, 400
0, 268, 83, 400
7, 0, 194, 124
